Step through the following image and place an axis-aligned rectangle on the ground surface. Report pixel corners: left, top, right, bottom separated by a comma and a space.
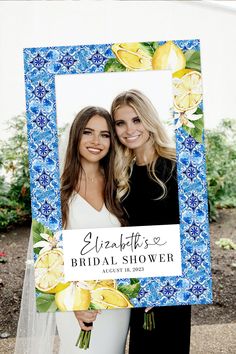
0, 209, 235, 339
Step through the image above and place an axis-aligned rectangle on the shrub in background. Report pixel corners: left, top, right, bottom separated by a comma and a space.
0, 115, 31, 229
205, 118, 236, 220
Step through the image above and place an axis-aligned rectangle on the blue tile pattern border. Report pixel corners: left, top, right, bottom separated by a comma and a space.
24, 39, 212, 307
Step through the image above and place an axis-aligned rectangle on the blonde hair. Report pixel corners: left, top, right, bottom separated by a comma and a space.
111, 89, 176, 201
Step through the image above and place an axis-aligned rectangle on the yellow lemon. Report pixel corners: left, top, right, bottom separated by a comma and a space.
85, 279, 117, 290
55, 282, 91, 311
91, 287, 133, 309
173, 70, 202, 111
152, 41, 186, 72
34, 248, 69, 294
112, 43, 152, 70
46, 282, 70, 294
173, 68, 193, 79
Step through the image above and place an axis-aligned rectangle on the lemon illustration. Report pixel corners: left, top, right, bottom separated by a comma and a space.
91, 287, 133, 309
173, 68, 193, 79
86, 279, 117, 290
55, 282, 91, 311
34, 248, 69, 294
45, 282, 70, 294
173, 70, 202, 111
112, 43, 152, 70
152, 41, 186, 72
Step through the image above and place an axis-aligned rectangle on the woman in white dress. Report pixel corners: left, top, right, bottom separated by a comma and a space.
56, 106, 130, 354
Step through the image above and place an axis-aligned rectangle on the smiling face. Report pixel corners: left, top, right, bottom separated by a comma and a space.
79, 115, 111, 164
114, 105, 150, 151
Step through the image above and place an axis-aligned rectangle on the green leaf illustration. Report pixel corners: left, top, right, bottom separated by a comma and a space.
149, 42, 159, 51
89, 302, 100, 310
104, 58, 126, 72
183, 115, 204, 143
88, 303, 98, 310
195, 107, 203, 115
32, 219, 45, 244
32, 219, 54, 243
185, 50, 201, 71
32, 219, 54, 254
140, 42, 156, 56
36, 293, 57, 312
118, 280, 141, 299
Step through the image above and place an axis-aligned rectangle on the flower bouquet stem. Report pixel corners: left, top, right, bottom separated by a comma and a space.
143, 311, 155, 331
76, 322, 93, 350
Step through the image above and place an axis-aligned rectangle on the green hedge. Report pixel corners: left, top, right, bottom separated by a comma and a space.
0, 115, 31, 229
206, 119, 236, 220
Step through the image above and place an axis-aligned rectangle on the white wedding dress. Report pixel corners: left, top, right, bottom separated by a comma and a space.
56, 193, 130, 354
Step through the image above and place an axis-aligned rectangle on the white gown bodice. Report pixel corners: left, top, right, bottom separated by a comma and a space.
67, 193, 121, 229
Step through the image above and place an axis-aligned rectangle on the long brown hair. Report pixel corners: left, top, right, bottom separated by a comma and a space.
111, 89, 176, 201
61, 106, 125, 227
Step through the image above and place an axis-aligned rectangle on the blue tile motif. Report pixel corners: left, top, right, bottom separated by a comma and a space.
24, 40, 212, 307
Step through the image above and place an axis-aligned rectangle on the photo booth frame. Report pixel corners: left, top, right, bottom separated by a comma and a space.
23, 39, 212, 312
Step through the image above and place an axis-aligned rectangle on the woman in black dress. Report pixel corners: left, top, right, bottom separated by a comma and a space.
111, 89, 191, 354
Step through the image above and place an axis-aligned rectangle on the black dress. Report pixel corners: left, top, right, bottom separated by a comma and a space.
122, 157, 191, 354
